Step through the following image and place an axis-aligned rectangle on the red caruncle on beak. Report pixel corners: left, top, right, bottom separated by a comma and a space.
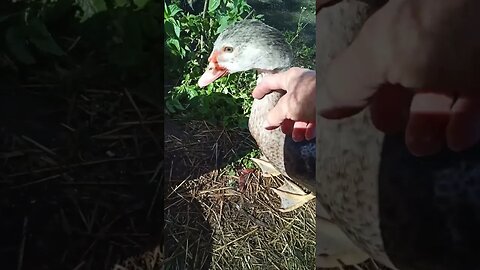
198, 50, 229, 88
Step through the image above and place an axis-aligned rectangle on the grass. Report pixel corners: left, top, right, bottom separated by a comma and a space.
163, 120, 316, 270
162, 117, 389, 269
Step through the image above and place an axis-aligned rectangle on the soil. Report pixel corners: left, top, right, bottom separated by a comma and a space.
0, 87, 162, 270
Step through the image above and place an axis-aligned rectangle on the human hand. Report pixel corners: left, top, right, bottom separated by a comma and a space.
319, 0, 480, 156
252, 67, 316, 142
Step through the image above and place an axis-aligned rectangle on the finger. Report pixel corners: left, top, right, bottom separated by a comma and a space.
281, 119, 295, 135
447, 95, 480, 152
369, 84, 413, 134
305, 122, 316, 140
319, 47, 379, 114
318, 3, 390, 118
292, 121, 309, 142
406, 92, 454, 157
263, 95, 290, 130
252, 72, 287, 99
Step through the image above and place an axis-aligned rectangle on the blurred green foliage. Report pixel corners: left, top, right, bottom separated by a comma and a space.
0, 0, 161, 102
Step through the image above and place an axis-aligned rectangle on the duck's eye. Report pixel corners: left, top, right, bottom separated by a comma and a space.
223, 46, 233, 53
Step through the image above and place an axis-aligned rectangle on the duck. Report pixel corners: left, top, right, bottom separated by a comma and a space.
197, 19, 371, 268
317, 1, 480, 270
197, 19, 316, 211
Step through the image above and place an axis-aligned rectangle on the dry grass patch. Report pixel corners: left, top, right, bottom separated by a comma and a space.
164, 119, 316, 270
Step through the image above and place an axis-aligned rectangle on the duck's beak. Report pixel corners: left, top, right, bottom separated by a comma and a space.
198, 51, 229, 88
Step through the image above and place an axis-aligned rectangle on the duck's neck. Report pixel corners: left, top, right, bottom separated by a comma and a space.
251, 68, 286, 124
256, 67, 287, 76
255, 67, 288, 85
248, 68, 290, 175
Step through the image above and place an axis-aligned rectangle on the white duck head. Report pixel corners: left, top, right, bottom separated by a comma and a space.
198, 20, 294, 87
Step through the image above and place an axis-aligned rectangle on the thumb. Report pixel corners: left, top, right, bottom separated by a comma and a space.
263, 94, 290, 130
252, 72, 287, 99
319, 2, 390, 119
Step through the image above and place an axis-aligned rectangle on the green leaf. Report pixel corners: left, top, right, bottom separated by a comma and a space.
168, 4, 182, 17
114, 0, 129, 8
164, 1, 170, 17
164, 19, 174, 37
27, 19, 65, 56
93, 0, 108, 10
133, 0, 149, 9
216, 15, 230, 34
164, 18, 180, 38
166, 38, 182, 56
165, 100, 176, 113
208, 0, 221, 13
5, 26, 35, 65
75, 0, 108, 21
186, 86, 199, 98
173, 21, 180, 38
172, 98, 186, 111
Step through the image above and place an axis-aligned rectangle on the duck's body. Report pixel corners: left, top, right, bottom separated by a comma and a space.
249, 91, 316, 190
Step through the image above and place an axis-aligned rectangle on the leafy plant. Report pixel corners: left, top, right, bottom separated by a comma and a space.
0, 0, 160, 97
164, 2, 185, 58
224, 148, 261, 176
285, 7, 315, 69
0, 1, 66, 65
164, 0, 261, 129
164, 1, 314, 131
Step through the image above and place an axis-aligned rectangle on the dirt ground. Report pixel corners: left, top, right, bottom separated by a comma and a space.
0, 88, 162, 270
163, 118, 316, 270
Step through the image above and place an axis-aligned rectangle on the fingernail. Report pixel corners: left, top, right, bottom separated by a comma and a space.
305, 131, 316, 141
263, 120, 276, 130
292, 135, 303, 142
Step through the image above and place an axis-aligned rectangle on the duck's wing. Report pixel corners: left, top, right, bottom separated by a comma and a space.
317, 199, 371, 268
317, 217, 370, 268
249, 93, 317, 212
271, 178, 316, 212
250, 155, 315, 212
249, 92, 316, 191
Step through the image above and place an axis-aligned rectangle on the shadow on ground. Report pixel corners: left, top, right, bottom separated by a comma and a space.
163, 118, 255, 269
0, 88, 162, 270
163, 182, 213, 270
